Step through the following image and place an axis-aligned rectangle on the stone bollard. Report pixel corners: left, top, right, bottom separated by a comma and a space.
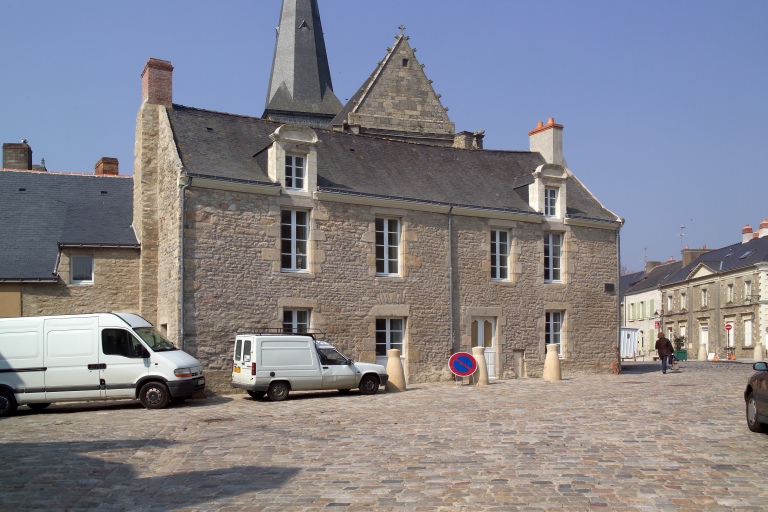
472, 346, 489, 386
542, 344, 562, 381
698, 344, 708, 361
385, 349, 406, 392
754, 342, 764, 362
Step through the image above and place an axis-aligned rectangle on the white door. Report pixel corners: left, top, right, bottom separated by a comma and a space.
317, 347, 357, 390
700, 325, 709, 355
44, 317, 103, 401
375, 318, 405, 371
471, 318, 496, 379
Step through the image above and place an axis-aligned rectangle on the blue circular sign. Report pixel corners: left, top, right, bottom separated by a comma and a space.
449, 352, 478, 377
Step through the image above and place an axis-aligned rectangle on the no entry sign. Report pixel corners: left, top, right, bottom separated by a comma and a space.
725, 324, 732, 331
449, 352, 478, 377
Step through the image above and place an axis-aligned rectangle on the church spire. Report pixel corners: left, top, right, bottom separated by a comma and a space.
263, 0, 342, 128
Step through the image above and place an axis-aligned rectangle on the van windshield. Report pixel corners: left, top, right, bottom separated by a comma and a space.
134, 327, 178, 352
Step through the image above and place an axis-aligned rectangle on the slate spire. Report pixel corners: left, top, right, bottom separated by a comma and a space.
263, 0, 342, 128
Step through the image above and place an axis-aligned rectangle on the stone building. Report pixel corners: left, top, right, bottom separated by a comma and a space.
660, 225, 768, 360
0, 145, 139, 319
131, 0, 622, 392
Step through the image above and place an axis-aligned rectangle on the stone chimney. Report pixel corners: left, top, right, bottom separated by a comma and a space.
682, 245, 710, 266
529, 117, 565, 166
742, 224, 753, 243
141, 58, 174, 106
453, 130, 485, 150
759, 219, 768, 238
3, 140, 33, 170
645, 261, 665, 273
95, 157, 119, 176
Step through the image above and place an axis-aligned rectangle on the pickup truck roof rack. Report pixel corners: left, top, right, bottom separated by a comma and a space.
235, 328, 327, 340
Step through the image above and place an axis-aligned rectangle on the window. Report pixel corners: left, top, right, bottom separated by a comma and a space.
745, 281, 753, 303
283, 309, 310, 333
744, 318, 753, 347
701, 288, 708, 308
650, 299, 655, 317
281, 210, 309, 272
285, 155, 305, 190
726, 284, 734, 303
101, 329, 145, 358
376, 318, 404, 357
490, 230, 509, 280
667, 295, 673, 311
544, 233, 562, 282
680, 293, 687, 310
318, 347, 349, 365
375, 218, 400, 276
544, 187, 558, 217
71, 255, 94, 284
546, 311, 563, 356
639, 301, 645, 319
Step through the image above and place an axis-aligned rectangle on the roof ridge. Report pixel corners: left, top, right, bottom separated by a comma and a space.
0, 168, 132, 178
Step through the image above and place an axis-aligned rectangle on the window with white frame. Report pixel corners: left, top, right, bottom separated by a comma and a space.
701, 288, 708, 308
680, 292, 687, 310
375, 318, 404, 357
744, 281, 753, 303
71, 255, 94, 284
281, 210, 309, 272
284, 155, 305, 190
726, 283, 734, 303
544, 233, 562, 282
545, 311, 563, 356
639, 301, 645, 319
667, 294, 673, 311
283, 309, 310, 333
544, 187, 558, 217
491, 229, 509, 281
375, 218, 400, 276
744, 317, 753, 347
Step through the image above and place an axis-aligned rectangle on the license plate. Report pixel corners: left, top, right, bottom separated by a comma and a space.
197, 378, 205, 385
233, 367, 241, 373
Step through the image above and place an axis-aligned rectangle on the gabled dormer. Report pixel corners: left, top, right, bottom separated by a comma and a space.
529, 163, 568, 220
267, 124, 319, 196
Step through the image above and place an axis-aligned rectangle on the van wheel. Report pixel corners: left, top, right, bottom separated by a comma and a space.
27, 403, 51, 411
359, 375, 379, 395
0, 389, 17, 417
139, 382, 170, 409
267, 382, 290, 402
247, 390, 266, 399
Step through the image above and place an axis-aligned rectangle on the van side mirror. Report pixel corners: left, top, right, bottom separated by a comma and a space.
347, 359, 353, 366
142, 348, 151, 359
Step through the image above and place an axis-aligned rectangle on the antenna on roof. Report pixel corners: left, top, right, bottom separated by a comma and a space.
679, 224, 685, 252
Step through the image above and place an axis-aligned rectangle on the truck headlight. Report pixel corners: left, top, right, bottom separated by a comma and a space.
174, 367, 193, 378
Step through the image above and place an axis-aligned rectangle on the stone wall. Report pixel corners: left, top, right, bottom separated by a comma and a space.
20, 248, 141, 316
180, 186, 619, 393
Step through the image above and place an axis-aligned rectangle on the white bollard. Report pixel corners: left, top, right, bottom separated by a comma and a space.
385, 349, 406, 392
698, 344, 708, 361
472, 346, 489, 386
542, 344, 562, 381
754, 343, 764, 362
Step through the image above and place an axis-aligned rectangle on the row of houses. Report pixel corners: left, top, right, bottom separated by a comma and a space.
621, 223, 768, 360
1, 0, 622, 392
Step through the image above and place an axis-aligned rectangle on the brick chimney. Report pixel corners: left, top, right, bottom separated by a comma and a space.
141, 58, 174, 106
3, 140, 33, 170
95, 157, 119, 176
682, 246, 710, 266
529, 117, 565, 166
759, 219, 768, 238
742, 224, 753, 243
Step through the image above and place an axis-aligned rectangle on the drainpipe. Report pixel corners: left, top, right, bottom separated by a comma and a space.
179, 174, 192, 351
616, 223, 622, 367
448, 206, 454, 352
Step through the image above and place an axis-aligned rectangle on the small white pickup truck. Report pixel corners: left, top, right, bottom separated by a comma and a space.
230, 332, 388, 401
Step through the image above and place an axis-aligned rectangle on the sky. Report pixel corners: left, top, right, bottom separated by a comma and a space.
2, 0, 767, 273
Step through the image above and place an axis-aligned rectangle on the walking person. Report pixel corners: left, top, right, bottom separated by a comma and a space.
655, 332, 674, 374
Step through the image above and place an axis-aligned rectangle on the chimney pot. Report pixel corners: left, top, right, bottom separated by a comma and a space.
760, 219, 768, 238
95, 157, 119, 176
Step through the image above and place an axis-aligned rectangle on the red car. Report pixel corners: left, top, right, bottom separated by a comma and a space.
745, 361, 768, 433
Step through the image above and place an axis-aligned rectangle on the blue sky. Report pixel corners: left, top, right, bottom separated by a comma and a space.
2, 0, 767, 273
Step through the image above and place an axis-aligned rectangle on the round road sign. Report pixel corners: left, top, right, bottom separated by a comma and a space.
449, 352, 478, 377
725, 324, 732, 331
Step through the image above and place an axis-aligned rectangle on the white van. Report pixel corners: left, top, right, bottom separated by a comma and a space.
230, 332, 388, 401
0, 313, 205, 416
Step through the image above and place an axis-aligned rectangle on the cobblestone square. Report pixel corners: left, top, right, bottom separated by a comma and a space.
1, 361, 767, 511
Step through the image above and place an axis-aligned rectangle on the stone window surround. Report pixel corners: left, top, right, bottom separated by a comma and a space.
543, 231, 564, 284
529, 164, 567, 220
488, 219, 518, 284
367, 304, 410, 366
276, 298, 318, 332
280, 208, 310, 273
367, 207, 410, 279
544, 306, 567, 359
267, 124, 319, 197
70, 252, 95, 285
375, 216, 401, 277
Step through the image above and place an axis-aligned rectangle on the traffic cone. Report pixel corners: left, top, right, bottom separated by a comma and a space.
713, 353, 719, 361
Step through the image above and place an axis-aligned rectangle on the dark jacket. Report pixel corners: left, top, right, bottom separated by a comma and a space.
655, 337, 674, 357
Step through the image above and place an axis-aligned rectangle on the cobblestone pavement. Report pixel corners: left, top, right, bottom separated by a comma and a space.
1, 360, 767, 511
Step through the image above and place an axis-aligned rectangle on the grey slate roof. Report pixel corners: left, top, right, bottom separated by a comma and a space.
620, 270, 645, 299
664, 236, 768, 285
626, 260, 684, 294
263, 0, 342, 121
168, 105, 621, 222
0, 170, 137, 281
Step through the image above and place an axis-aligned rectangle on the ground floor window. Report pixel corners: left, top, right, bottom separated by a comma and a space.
283, 309, 310, 333
376, 318, 404, 356
744, 318, 753, 347
545, 311, 563, 356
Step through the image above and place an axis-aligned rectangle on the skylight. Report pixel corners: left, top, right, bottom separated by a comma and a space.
739, 250, 755, 260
